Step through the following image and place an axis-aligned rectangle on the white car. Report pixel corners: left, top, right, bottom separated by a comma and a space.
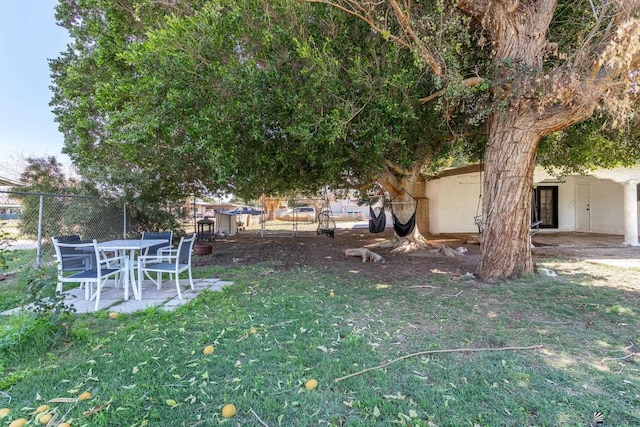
277, 206, 316, 221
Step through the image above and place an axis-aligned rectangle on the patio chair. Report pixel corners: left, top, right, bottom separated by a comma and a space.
141, 231, 173, 256
137, 233, 196, 300
53, 234, 94, 272
52, 238, 129, 311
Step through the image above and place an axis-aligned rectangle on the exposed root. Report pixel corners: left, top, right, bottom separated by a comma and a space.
372, 233, 465, 257
390, 241, 429, 253
431, 244, 466, 257
345, 248, 385, 262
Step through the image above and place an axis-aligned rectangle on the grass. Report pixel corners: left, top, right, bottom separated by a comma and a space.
0, 255, 638, 426
0, 249, 41, 312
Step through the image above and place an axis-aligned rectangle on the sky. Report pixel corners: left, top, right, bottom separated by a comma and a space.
0, 0, 71, 178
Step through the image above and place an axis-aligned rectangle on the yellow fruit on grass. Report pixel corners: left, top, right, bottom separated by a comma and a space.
59, 423, 71, 427
78, 391, 92, 401
35, 404, 50, 413
0, 408, 10, 417
38, 413, 53, 424
108, 312, 119, 319
329, 291, 335, 297
221, 403, 237, 418
9, 418, 27, 427
305, 379, 318, 390
203, 345, 214, 355
250, 328, 257, 334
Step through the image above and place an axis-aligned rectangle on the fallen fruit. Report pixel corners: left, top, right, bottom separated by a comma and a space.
59, 423, 71, 427
305, 379, 318, 390
78, 391, 92, 401
203, 345, 214, 355
0, 408, 10, 417
35, 405, 50, 413
108, 312, 119, 319
9, 418, 27, 427
221, 403, 237, 418
38, 413, 53, 424
250, 328, 257, 334
329, 291, 335, 297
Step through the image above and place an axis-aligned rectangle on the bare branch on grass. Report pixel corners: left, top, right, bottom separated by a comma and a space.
441, 290, 464, 297
250, 407, 270, 427
601, 351, 639, 363
334, 345, 544, 383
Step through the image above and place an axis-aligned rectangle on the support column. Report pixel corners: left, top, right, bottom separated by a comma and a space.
623, 180, 639, 246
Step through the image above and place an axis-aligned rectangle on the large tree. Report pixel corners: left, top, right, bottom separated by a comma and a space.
51, 0, 483, 249
309, 0, 640, 279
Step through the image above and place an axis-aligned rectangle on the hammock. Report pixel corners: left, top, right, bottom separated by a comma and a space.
392, 211, 416, 237
368, 206, 386, 233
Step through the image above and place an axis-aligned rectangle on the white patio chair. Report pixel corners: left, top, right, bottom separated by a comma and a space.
52, 234, 95, 275
52, 238, 129, 311
137, 233, 196, 300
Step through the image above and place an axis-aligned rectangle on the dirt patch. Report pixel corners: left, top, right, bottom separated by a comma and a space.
192, 229, 640, 284
194, 229, 479, 283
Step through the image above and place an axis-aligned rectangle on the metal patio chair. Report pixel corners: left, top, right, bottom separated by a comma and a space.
52, 238, 129, 311
137, 233, 196, 300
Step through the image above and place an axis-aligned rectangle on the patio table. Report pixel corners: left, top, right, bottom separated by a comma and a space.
98, 239, 168, 300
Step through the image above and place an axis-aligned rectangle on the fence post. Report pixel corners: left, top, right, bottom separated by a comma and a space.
123, 204, 127, 238
36, 193, 44, 268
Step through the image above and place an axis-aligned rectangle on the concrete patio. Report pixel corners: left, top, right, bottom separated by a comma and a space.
2, 277, 234, 315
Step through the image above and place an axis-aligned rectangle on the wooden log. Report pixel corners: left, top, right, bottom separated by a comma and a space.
344, 248, 385, 263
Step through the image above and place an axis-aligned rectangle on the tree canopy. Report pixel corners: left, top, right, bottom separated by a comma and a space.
51, 0, 486, 203
51, 0, 640, 278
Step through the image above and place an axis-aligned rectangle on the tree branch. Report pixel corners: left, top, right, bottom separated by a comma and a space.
387, 0, 442, 75
456, 0, 489, 18
419, 77, 485, 103
334, 345, 544, 382
301, 0, 413, 51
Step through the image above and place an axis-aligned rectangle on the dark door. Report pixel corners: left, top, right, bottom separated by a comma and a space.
534, 186, 558, 228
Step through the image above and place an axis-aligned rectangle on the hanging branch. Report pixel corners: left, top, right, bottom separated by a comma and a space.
334, 345, 543, 383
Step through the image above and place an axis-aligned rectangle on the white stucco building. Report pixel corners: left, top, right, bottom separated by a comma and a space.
425, 164, 640, 246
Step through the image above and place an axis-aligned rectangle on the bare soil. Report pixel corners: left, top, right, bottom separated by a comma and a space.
193, 229, 639, 282
191, 229, 640, 284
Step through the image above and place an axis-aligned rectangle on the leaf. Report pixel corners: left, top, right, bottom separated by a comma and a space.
48, 398, 77, 403
373, 406, 380, 417
166, 399, 178, 407
317, 345, 328, 353
383, 392, 406, 400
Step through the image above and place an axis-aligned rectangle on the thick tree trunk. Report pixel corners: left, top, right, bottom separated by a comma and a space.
473, 2, 555, 280
476, 112, 539, 280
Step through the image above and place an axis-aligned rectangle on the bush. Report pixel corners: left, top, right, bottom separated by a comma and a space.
0, 267, 76, 360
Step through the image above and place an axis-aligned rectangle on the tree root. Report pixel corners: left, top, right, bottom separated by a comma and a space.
390, 240, 430, 253
334, 345, 543, 383
345, 248, 385, 262
431, 244, 466, 257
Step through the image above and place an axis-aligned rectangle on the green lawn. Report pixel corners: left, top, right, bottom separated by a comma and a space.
0, 256, 638, 426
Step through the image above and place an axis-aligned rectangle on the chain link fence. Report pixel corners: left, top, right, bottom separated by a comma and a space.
240, 196, 371, 237
0, 191, 378, 272
1, 190, 137, 269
